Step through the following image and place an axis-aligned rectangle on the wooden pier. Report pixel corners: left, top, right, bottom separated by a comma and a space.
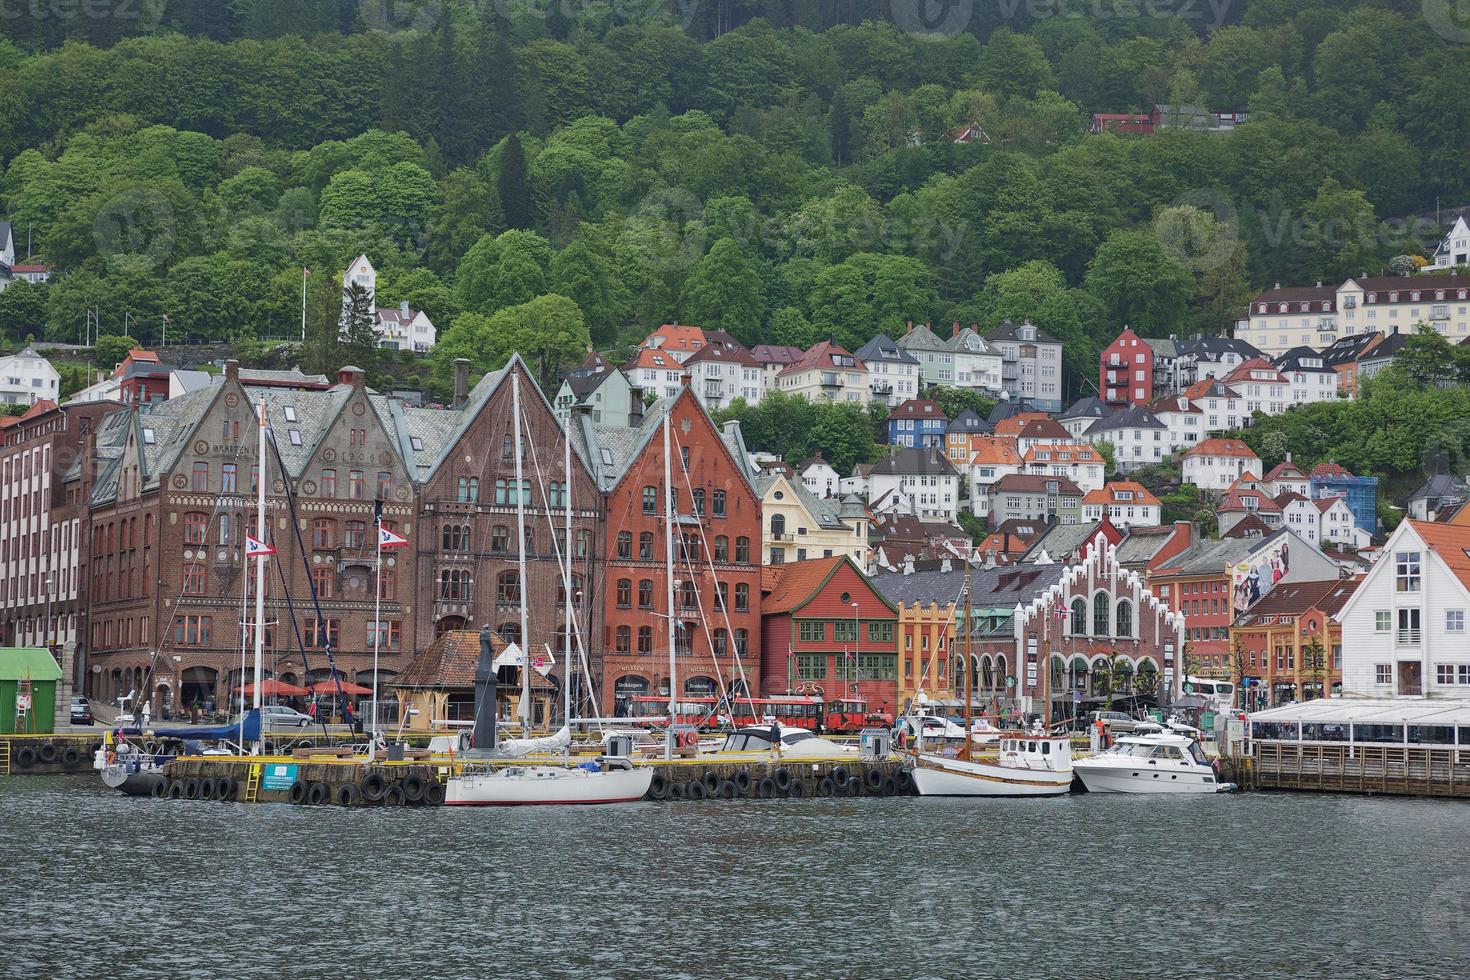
1248, 742, 1470, 798
0, 734, 100, 776
146, 753, 913, 806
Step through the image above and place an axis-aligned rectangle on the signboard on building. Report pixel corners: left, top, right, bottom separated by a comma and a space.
1231, 536, 1293, 615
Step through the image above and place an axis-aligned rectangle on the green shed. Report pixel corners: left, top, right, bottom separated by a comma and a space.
0, 648, 62, 735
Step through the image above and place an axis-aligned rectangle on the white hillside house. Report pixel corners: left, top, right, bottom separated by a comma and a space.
342, 255, 436, 352
0, 347, 60, 405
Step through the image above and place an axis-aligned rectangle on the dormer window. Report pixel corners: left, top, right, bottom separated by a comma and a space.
1367, 293, 1376, 302
141, 427, 155, 445
284, 406, 297, 422
1389, 292, 1398, 302
1411, 291, 1420, 301
1437, 291, 1446, 300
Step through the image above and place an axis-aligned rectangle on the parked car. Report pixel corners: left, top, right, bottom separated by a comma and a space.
1084, 709, 1151, 734
260, 705, 313, 730
70, 697, 92, 725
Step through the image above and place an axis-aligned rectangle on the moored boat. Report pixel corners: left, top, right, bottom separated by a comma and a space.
445, 757, 653, 806
1073, 732, 1232, 794
911, 733, 1074, 797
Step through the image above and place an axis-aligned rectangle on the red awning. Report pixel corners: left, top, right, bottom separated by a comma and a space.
309, 680, 373, 696
234, 679, 310, 697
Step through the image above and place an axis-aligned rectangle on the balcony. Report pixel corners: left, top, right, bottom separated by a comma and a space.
771, 532, 796, 543
819, 373, 841, 389
434, 598, 472, 621
1396, 629, 1421, 646
703, 380, 723, 398
870, 381, 893, 396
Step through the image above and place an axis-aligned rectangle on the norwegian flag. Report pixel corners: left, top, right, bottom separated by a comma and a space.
245, 534, 276, 558
378, 525, 409, 549
1053, 602, 1067, 621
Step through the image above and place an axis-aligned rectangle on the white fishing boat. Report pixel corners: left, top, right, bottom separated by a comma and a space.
1073, 732, 1232, 794
912, 733, 1075, 797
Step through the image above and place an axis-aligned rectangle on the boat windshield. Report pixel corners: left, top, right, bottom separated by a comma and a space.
1188, 742, 1210, 766
781, 731, 815, 745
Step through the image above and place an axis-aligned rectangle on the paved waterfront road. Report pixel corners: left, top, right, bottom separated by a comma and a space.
1, 777, 1463, 979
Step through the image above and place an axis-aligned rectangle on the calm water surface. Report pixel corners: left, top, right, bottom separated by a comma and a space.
1, 776, 1464, 979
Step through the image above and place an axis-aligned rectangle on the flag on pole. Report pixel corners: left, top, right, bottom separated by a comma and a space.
531, 645, 555, 678
245, 534, 276, 557
378, 525, 409, 549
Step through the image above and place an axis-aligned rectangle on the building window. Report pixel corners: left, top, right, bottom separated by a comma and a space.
616, 579, 632, 608
1395, 551, 1421, 592
181, 563, 206, 595
576, 529, 591, 558
1397, 608, 1421, 646
345, 521, 366, 549
799, 622, 826, 643
378, 568, 396, 599
173, 614, 212, 646
639, 532, 654, 560
643, 486, 658, 514
713, 536, 729, 562
313, 518, 335, 549
1115, 600, 1132, 639
377, 472, 392, 499
867, 622, 893, 642
615, 627, 631, 655
457, 477, 479, 503
735, 537, 750, 563
713, 629, 729, 658
497, 571, 520, 604
1070, 598, 1087, 636
313, 565, 334, 599
222, 464, 237, 494
734, 583, 750, 612
184, 512, 208, 545
490, 525, 509, 554
1449, 610, 1465, 633
713, 490, 726, 517
638, 579, 653, 609
857, 654, 896, 680
191, 461, 208, 491
637, 626, 653, 655
692, 488, 705, 514
1375, 664, 1391, 685
1093, 593, 1110, 636
304, 618, 340, 648
616, 531, 632, 559
735, 629, 749, 656
1374, 611, 1390, 632
348, 471, 364, 499
321, 469, 336, 497
368, 621, 402, 651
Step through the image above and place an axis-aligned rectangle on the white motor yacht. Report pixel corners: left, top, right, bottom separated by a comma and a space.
706, 723, 857, 760
1073, 732, 1233, 794
911, 732, 1074, 797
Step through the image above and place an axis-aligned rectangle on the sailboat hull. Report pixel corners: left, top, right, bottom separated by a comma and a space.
911, 753, 1074, 797
445, 765, 654, 806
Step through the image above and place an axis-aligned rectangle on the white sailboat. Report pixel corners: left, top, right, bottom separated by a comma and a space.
445, 368, 651, 806
910, 552, 1074, 798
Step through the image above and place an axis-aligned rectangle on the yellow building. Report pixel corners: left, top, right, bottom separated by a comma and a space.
891, 598, 958, 710
756, 471, 870, 566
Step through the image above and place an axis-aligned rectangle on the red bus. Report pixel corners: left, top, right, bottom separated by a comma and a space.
624, 695, 823, 731
822, 698, 893, 734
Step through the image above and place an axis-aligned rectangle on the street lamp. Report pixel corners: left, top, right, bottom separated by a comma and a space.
43, 573, 55, 654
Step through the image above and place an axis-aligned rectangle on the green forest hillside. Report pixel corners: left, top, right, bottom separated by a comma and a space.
0, 1, 1463, 403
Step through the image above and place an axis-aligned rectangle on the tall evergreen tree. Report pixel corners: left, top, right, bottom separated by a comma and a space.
341, 281, 380, 370
829, 87, 852, 166
499, 133, 532, 231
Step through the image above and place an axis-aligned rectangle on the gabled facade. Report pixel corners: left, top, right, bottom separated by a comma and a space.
1223, 358, 1291, 418
1058, 397, 1116, 439
798, 454, 841, 498
943, 409, 993, 463
582, 387, 763, 714
1273, 347, 1338, 406
757, 473, 869, 567
867, 447, 960, 523
684, 338, 764, 411
1082, 405, 1169, 471
987, 474, 1082, 526
1229, 578, 1357, 708
1338, 521, 1470, 698
1181, 438, 1261, 492
1022, 443, 1105, 495
854, 334, 920, 408
895, 322, 954, 386
947, 324, 1004, 395
1100, 326, 1154, 407
1081, 481, 1162, 528
986, 321, 1064, 411
760, 556, 899, 711
554, 352, 642, 428
623, 348, 686, 401
775, 341, 869, 405
885, 398, 949, 448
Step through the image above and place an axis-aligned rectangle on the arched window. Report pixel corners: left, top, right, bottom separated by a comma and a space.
1093, 592, 1110, 636
713, 629, 729, 657
638, 579, 654, 609
735, 537, 750, 563
639, 532, 654, 560
1115, 599, 1133, 638
734, 583, 750, 611
1070, 597, 1087, 636
637, 626, 653, 654
496, 571, 520, 603
771, 513, 786, 536
615, 627, 631, 654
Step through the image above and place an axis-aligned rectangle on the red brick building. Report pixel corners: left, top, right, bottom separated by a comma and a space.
760, 556, 899, 714
580, 386, 763, 714
1100, 326, 1154, 407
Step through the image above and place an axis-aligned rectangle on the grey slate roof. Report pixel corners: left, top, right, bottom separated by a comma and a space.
1020, 521, 1108, 562
1157, 529, 1288, 575
986, 320, 1060, 345
753, 472, 852, 530
896, 323, 950, 353
855, 333, 919, 365
869, 447, 959, 477
1088, 404, 1166, 433
1059, 396, 1116, 423
1410, 474, 1470, 504
947, 409, 991, 435
1143, 337, 1179, 359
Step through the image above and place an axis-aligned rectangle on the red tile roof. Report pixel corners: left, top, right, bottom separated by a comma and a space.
761, 556, 846, 614
1407, 521, 1470, 593
889, 398, 947, 421
1224, 358, 1288, 384
778, 341, 866, 377
1183, 438, 1260, 459
1265, 460, 1307, 481
1082, 481, 1161, 507
393, 630, 508, 689
1310, 461, 1352, 478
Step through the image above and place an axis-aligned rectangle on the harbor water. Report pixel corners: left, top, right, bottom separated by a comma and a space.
2, 776, 1464, 978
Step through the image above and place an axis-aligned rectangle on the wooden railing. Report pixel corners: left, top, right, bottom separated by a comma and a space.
1251, 741, 1470, 797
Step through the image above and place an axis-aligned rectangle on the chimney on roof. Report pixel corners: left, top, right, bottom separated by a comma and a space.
336, 365, 365, 387
452, 358, 470, 409
224, 359, 239, 382
940, 556, 952, 573
902, 554, 915, 576
906, 320, 913, 334
400, 300, 410, 317
952, 320, 960, 339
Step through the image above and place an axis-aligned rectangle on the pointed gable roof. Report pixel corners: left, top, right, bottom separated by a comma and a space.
778, 340, 866, 377
895, 322, 949, 353
855, 333, 918, 365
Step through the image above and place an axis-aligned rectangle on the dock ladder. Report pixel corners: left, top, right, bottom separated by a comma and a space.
244, 764, 261, 803
0, 739, 9, 776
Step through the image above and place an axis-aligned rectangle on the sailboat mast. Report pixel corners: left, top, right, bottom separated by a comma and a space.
563, 413, 573, 728
663, 414, 676, 759
962, 555, 973, 760
251, 398, 268, 752
512, 372, 531, 732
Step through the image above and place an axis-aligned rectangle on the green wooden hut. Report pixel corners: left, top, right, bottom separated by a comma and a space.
0, 648, 62, 734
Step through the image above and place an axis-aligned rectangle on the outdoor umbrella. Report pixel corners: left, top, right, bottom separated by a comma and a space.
308, 680, 373, 696
234, 679, 310, 697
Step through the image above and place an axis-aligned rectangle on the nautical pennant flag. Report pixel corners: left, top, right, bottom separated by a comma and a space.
245, 534, 276, 557
378, 525, 409, 549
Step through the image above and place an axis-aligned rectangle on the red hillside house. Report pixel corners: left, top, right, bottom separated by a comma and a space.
1100, 326, 1153, 407
760, 556, 899, 721
583, 385, 763, 715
